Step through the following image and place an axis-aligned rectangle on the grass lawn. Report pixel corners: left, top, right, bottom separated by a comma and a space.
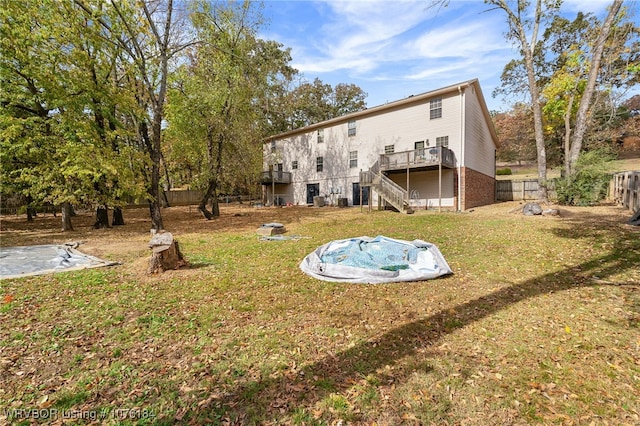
1, 202, 639, 425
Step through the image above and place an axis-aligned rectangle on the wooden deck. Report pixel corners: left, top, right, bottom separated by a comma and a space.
379, 147, 455, 172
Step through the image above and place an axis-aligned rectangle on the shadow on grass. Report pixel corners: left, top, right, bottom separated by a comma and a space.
189, 210, 640, 423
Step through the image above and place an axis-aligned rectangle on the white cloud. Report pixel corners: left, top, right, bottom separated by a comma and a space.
562, 0, 613, 14
290, 0, 430, 73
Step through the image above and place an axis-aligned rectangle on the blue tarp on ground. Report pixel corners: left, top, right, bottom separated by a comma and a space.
0, 243, 117, 279
299, 235, 452, 283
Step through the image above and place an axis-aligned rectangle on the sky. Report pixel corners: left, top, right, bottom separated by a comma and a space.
259, 0, 639, 112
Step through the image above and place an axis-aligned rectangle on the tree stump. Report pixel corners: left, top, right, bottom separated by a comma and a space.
148, 231, 187, 273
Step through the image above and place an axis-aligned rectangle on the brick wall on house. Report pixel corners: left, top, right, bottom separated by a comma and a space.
460, 167, 495, 210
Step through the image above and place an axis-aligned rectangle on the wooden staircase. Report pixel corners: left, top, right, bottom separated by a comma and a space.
360, 161, 414, 214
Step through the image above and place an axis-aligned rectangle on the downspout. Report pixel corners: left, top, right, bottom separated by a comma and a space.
458, 85, 465, 211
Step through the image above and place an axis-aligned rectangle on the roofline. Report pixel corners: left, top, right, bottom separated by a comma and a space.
266, 78, 499, 147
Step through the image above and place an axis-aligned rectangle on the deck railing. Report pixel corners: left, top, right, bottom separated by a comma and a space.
260, 170, 292, 184
379, 146, 455, 171
359, 160, 412, 213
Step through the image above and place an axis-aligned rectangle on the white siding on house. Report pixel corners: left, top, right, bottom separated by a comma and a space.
263, 79, 498, 207
463, 85, 496, 177
389, 170, 455, 208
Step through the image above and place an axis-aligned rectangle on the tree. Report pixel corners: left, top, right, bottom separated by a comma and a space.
494, 103, 537, 164
165, 0, 295, 219
566, 0, 625, 174
74, 0, 196, 231
286, 78, 367, 128
487, 0, 561, 201
488, 0, 635, 198
1, 0, 146, 230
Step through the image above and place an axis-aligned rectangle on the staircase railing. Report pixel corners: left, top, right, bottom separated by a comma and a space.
359, 160, 412, 213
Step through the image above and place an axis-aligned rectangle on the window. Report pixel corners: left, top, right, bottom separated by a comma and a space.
348, 120, 356, 136
349, 151, 358, 168
292, 160, 298, 170
436, 136, 449, 147
316, 156, 323, 172
270, 141, 276, 153
317, 129, 324, 143
414, 141, 425, 150
384, 145, 395, 154
430, 98, 442, 119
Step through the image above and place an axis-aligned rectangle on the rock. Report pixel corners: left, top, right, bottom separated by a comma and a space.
542, 208, 560, 216
256, 222, 287, 236
523, 202, 543, 216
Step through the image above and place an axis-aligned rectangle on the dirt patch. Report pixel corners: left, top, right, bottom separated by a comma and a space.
0, 204, 346, 261
2, 200, 634, 257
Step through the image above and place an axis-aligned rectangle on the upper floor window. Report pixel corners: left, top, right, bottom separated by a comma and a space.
270, 141, 276, 153
317, 129, 324, 143
316, 156, 324, 172
349, 151, 358, 168
292, 160, 298, 170
436, 136, 449, 147
430, 98, 442, 119
384, 145, 395, 154
348, 120, 356, 137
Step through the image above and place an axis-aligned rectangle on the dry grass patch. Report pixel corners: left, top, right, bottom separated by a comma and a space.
1, 202, 639, 425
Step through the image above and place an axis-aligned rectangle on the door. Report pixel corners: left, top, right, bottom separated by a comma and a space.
414, 140, 425, 161
352, 183, 369, 206
306, 183, 320, 204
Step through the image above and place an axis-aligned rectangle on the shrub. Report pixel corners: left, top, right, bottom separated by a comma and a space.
554, 148, 615, 206
496, 168, 512, 175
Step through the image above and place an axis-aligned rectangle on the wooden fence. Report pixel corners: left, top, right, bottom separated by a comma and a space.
496, 179, 556, 201
0, 190, 253, 215
612, 171, 640, 212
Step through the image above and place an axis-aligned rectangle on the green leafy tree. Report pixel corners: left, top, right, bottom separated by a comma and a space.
74, 0, 196, 231
494, 103, 537, 164
166, 0, 294, 219
1, 0, 146, 230
286, 78, 367, 128
540, 4, 636, 175
486, 0, 630, 199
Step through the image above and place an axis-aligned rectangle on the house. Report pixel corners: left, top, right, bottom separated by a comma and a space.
261, 79, 499, 212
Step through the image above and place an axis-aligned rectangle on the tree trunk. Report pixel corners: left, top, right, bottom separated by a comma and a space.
211, 196, 220, 217
26, 195, 35, 221
93, 205, 110, 229
26, 206, 35, 222
112, 206, 125, 226
518, 2, 549, 202
160, 189, 170, 208
563, 94, 575, 177
198, 179, 217, 220
61, 202, 74, 231
567, 0, 623, 174
492, 0, 549, 201
140, 120, 165, 231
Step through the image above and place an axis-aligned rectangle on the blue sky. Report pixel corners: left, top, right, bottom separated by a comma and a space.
259, 0, 638, 112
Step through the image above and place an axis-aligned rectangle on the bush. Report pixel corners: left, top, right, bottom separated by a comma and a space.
554, 148, 615, 206
496, 168, 512, 175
